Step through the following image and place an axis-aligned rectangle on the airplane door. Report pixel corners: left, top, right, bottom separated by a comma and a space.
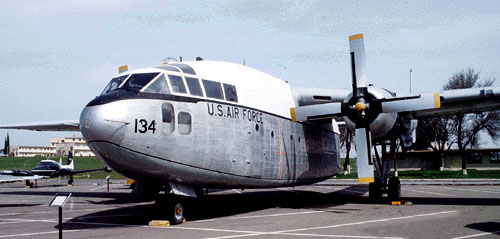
161, 103, 175, 135
248, 120, 264, 178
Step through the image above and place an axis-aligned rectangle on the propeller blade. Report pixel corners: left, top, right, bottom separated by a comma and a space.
381, 93, 441, 113
349, 34, 368, 96
290, 102, 342, 122
354, 127, 374, 183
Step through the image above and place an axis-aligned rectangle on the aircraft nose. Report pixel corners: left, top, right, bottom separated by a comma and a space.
80, 102, 128, 144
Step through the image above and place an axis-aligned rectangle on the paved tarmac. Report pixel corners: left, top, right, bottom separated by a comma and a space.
0, 178, 499, 239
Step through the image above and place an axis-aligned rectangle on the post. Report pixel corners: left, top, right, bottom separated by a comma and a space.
59, 207, 63, 239
49, 193, 71, 239
106, 175, 111, 192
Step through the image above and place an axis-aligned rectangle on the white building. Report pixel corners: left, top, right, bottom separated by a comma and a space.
9, 135, 95, 157
51, 135, 95, 157
8, 146, 55, 157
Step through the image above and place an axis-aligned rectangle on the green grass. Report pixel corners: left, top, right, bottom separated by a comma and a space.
0, 156, 125, 180
335, 168, 500, 179
336, 157, 500, 179
3, 156, 500, 180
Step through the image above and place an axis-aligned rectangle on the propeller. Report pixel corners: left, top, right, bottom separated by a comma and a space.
290, 33, 442, 183
346, 34, 374, 183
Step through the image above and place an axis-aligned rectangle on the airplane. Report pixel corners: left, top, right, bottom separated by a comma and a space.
1, 34, 499, 224
0, 157, 111, 187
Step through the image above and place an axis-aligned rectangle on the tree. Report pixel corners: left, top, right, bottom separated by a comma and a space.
444, 68, 500, 174
414, 117, 450, 170
339, 127, 353, 174
4, 133, 10, 156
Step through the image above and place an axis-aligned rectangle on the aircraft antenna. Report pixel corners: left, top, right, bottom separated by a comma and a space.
409, 69, 412, 94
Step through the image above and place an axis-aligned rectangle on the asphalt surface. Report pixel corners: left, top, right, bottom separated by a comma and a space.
1, 178, 499, 239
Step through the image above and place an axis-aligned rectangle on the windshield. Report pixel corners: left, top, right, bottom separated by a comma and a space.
34, 161, 59, 170
121, 73, 160, 92
101, 75, 129, 95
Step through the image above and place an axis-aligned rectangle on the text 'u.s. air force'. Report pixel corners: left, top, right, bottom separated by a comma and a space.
207, 103, 263, 124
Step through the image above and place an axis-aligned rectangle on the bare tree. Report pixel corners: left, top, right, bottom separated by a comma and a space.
444, 68, 500, 174
415, 117, 451, 170
339, 127, 353, 174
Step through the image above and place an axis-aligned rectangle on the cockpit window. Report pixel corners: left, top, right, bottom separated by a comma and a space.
121, 73, 160, 91
35, 161, 59, 170
101, 75, 129, 95
185, 77, 204, 96
155, 65, 181, 72
170, 63, 196, 75
168, 75, 187, 93
202, 80, 224, 100
223, 83, 238, 102
143, 74, 170, 94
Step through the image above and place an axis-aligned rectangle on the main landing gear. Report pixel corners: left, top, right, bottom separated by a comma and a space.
368, 141, 401, 202
67, 175, 74, 186
368, 176, 401, 202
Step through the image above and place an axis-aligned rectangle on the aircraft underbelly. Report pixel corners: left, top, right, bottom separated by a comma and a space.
87, 99, 340, 188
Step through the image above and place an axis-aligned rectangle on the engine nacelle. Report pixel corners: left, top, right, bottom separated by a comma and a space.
342, 87, 397, 139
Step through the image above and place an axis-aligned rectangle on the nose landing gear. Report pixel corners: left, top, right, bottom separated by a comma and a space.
154, 182, 198, 225
155, 195, 187, 225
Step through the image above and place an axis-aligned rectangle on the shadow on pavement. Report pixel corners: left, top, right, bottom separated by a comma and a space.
464, 222, 500, 234
61, 185, 369, 230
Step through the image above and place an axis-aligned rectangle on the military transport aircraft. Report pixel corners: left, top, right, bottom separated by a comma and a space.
0, 157, 111, 186
1, 34, 499, 224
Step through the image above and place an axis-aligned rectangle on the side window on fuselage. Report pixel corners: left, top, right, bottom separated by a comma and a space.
162, 103, 175, 134
178, 112, 192, 135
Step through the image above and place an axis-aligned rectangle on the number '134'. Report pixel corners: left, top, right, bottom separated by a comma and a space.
134, 119, 156, 134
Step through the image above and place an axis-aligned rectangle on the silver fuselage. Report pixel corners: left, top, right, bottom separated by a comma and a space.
80, 92, 340, 188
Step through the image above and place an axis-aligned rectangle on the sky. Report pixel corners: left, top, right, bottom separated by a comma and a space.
1, 0, 499, 147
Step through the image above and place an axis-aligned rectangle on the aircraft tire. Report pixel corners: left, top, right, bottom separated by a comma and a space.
387, 177, 401, 202
368, 178, 382, 201
68, 179, 74, 185
168, 196, 185, 225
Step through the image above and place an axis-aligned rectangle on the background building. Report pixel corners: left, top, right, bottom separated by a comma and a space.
51, 135, 94, 157
397, 148, 500, 170
9, 134, 94, 157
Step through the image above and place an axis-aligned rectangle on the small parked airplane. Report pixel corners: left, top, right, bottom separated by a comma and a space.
0, 157, 111, 186
1, 34, 499, 224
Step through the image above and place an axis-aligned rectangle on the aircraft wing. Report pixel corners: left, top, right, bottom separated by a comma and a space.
292, 87, 500, 122
0, 120, 80, 131
0, 174, 46, 183
71, 166, 112, 175
401, 87, 500, 119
